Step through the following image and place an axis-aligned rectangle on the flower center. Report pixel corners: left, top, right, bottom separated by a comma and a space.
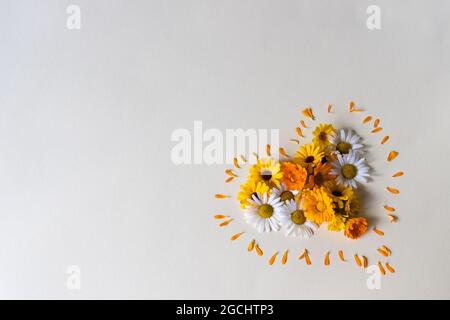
336, 142, 351, 154
332, 190, 343, 197
291, 210, 306, 225
280, 191, 295, 202
257, 204, 274, 218
314, 172, 324, 186
319, 132, 328, 141
341, 164, 357, 179
305, 156, 315, 164
261, 170, 272, 181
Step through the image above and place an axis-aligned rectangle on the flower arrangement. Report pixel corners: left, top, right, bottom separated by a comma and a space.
214, 102, 402, 273
237, 123, 369, 240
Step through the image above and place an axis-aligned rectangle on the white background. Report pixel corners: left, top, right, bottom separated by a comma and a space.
1, 0, 449, 299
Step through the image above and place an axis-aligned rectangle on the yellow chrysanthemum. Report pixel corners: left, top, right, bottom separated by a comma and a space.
248, 158, 282, 187
327, 215, 346, 232
312, 123, 335, 149
294, 144, 324, 168
302, 187, 335, 225
237, 180, 269, 209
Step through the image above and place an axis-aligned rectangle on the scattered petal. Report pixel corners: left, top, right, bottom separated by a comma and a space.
255, 244, 263, 256
362, 256, 368, 268
354, 254, 362, 267
348, 101, 355, 112
380, 135, 389, 144
230, 232, 244, 241
214, 214, 228, 219
268, 252, 277, 265
225, 177, 234, 183
266, 144, 271, 156
373, 118, 380, 128
385, 263, 395, 273
327, 104, 332, 113
300, 120, 308, 128
381, 245, 391, 255
302, 107, 314, 120
388, 214, 398, 222
371, 127, 383, 133
324, 251, 330, 266
295, 127, 304, 138
240, 155, 247, 163
386, 187, 400, 195
282, 250, 288, 265
247, 239, 255, 252
252, 152, 259, 161
373, 227, 385, 236
392, 171, 404, 178
279, 147, 289, 158
225, 169, 237, 177
305, 251, 312, 265
363, 116, 372, 124
338, 250, 345, 262
387, 151, 399, 161
233, 157, 240, 169
378, 261, 386, 275
215, 194, 230, 199
289, 139, 300, 144
384, 205, 395, 212
377, 248, 389, 257
219, 219, 233, 227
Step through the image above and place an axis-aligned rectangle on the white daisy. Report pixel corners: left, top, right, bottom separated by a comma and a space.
330, 129, 364, 155
278, 200, 318, 238
270, 183, 299, 203
331, 151, 370, 188
245, 192, 284, 233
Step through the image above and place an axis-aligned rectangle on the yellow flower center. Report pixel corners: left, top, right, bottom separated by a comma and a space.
341, 164, 357, 179
258, 204, 274, 218
336, 142, 351, 154
280, 191, 295, 202
291, 210, 306, 225
315, 201, 326, 212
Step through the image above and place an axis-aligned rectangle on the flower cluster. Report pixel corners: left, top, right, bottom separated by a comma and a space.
237, 123, 370, 240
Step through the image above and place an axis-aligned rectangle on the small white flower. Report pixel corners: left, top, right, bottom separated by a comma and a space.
331, 151, 370, 188
278, 200, 318, 238
270, 183, 298, 203
245, 192, 284, 233
330, 129, 364, 155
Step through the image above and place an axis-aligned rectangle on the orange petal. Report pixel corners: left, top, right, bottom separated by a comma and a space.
373, 118, 380, 128
282, 250, 288, 265
266, 144, 271, 156
385, 263, 395, 273
392, 171, 404, 178
377, 248, 389, 257
348, 101, 355, 112
214, 214, 228, 219
324, 251, 330, 266
279, 147, 289, 158
327, 104, 332, 113
363, 116, 372, 124
378, 261, 386, 275
386, 187, 400, 195
289, 139, 300, 144
225, 169, 237, 177
298, 250, 306, 260
387, 151, 399, 162
371, 127, 383, 133
354, 254, 362, 267
373, 227, 385, 236
384, 205, 395, 212
240, 155, 247, 163
225, 177, 234, 183
295, 127, 304, 138
380, 135, 389, 144
215, 193, 230, 199
305, 251, 311, 265
233, 157, 240, 169
388, 214, 398, 222
300, 120, 308, 128
338, 250, 345, 262
381, 245, 391, 255
247, 239, 255, 252
230, 232, 244, 241
255, 244, 263, 256
362, 256, 368, 268
268, 252, 277, 265
219, 219, 233, 227
301, 108, 313, 119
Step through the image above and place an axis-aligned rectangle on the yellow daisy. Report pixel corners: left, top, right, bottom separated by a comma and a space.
312, 123, 335, 149
248, 158, 282, 187
327, 214, 346, 232
302, 187, 335, 225
294, 144, 324, 168
323, 181, 354, 210
237, 180, 269, 209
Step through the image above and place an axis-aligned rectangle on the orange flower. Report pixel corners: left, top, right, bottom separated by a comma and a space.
344, 217, 368, 239
280, 162, 307, 190
307, 163, 335, 188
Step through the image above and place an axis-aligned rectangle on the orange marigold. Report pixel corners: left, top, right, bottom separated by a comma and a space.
307, 163, 335, 188
280, 162, 307, 190
344, 217, 368, 239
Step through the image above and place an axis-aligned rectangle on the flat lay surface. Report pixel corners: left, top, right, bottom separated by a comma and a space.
0, 0, 449, 299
